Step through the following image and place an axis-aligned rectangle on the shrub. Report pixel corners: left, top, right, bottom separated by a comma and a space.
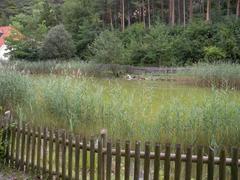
204, 46, 226, 62
40, 24, 76, 59
88, 30, 128, 76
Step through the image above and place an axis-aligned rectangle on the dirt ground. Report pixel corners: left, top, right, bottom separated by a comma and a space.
0, 167, 34, 180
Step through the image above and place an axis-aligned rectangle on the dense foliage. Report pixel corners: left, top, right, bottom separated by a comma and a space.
1, 0, 240, 66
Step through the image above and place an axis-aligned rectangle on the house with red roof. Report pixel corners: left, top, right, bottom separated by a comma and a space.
0, 26, 13, 61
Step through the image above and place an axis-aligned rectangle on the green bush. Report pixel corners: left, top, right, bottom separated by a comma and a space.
40, 24, 76, 59
204, 46, 226, 62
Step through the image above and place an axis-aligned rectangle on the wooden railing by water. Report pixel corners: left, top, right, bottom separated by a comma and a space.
0, 121, 239, 179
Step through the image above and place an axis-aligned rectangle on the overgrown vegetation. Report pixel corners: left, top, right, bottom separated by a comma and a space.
0, 68, 240, 147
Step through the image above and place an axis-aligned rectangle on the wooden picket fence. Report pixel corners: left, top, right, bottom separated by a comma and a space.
1, 121, 240, 179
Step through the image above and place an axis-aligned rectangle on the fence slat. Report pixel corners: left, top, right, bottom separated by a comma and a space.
75, 136, 80, 180
10, 125, 16, 167
5, 121, 11, 165
115, 140, 121, 180
106, 141, 112, 180
185, 146, 192, 180
48, 129, 53, 179
97, 138, 103, 180
42, 128, 47, 175
68, 134, 73, 180
207, 147, 214, 180
15, 123, 20, 169
31, 127, 37, 172
36, 127, 42, 174
219, 148, 226, 180
125, 141, 131, 180
90, 137, 95, 180
196, 146, 203, 180
144, 142, 150, 180
164, 144, 171, 180
55, 130, 60, 179
82, 137, 87, 180
62, 131, 66, 180
25, 125, 31, 172
154, 143, 160, 180
134, 141, 140, 180
20, 123, 26, 171
174, 144, 181, 180
231, 147, 238, 180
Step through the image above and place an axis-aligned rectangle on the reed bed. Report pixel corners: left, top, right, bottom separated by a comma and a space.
185, 63, 240, 89
0, 68, 240, 147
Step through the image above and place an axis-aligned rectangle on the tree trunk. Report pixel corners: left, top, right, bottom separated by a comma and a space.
206, 0, 211, 22
237, 0, 240, 18
183, 0, 186, 26
227, 0, 230, 16
172, 0, 175, 25
148, 0, 151, 28
178, 0, 181, 24
142, 0, 146, 28
127, 0, 131, 26
189, 0, 193, 22
109, 6, 114, 30
121, 0, 125, 31
169, 0, 172, 24
160, 0, 164, 21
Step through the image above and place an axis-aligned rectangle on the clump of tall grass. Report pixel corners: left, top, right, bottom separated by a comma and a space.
0, 70, 31, 112
2, 60, 130, 77
187, 63, 240, 89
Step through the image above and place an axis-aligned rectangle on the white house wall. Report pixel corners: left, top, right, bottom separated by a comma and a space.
0, 45, 10, 61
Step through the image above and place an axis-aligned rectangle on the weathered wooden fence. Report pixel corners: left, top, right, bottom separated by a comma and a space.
0, 121, 240, 179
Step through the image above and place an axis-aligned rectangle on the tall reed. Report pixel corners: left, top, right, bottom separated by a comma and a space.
0, 69, 240, 147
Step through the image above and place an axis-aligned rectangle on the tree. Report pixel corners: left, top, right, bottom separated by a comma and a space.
62, 0, 101, 57
206, 0, 211, 22
237, 0, 240, 18
40, 24, 75, 59
88, 30, 128, 76
227, 0, 231, 16
189, 0, 193, 22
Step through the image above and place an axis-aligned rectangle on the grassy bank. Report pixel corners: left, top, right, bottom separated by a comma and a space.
0, 69, 240, 147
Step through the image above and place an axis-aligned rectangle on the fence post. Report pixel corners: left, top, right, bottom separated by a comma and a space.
101, 129, 107, 180
208, 147, 214, 180
164, 144, 171, 180
125, 141, 131, 180
219, 148, 226, 180
90, 137, 95, 180
185, 146, 192, 180
97, 137, 103, 180
154, 143, 160, 180
231, 147, 238, 180
175, 144, 181, 180
134, 141, 140, 180
144, 142, 150, 180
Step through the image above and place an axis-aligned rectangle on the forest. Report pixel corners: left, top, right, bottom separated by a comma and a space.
0, 0, 239, 66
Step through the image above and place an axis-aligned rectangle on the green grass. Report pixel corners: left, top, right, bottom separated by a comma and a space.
1, 68, 240, 147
